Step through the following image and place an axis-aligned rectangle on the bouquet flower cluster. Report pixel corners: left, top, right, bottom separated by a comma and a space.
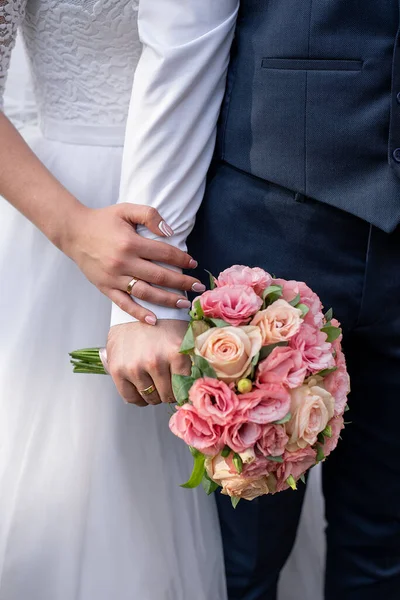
70, 264, 350, 506
168, 266, 350, 505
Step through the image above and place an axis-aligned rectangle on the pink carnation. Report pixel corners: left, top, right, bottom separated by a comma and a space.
216, 265, 272, 296
199, 285, 263, 326
275, 447, 317, 492
256, 423, 289, 457
323, 415, 344, 457
242, 452, 276, 478
324, 351, 350, 416
223, 422, 262, 454
274, 279, 324, 328
189, 377, 239, 425
256, 346, 307, 389
291, 323, 335, 373
169, 404, 224, 456
239, 384, 291, 424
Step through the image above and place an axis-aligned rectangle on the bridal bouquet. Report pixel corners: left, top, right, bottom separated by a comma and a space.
70, 265, 350, 505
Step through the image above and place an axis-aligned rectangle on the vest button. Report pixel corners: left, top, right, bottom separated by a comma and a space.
393, 148, 400, 163
397, 92, 400, 104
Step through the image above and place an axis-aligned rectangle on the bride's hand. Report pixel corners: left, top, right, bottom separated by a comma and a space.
107, 320, 190, 406
63, 203, 205, 324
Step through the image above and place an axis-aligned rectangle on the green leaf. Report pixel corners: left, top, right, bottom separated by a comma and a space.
289, 293, 301, 307
266, 455, 284, 463
194, 299, 204, 319
172, 374, 194, 405
189, 446, 201, 457
181, 451, 206, 489
317, 432, 325, 444
192, 355, 217, 379
273, 412, 291, 425
321, 325, 342, 343
231, 496, 241, 509
205, 269, 216, 290
324, 308, 333, 322
296, 303, 310, 318
208, 318, 231, 328
250, 351, 260, 379
322, 425, 332, 438
262, 285, 283, 306
286, 475, 297, 491
344, 404, 350, 412
179, 325, 195, 354
191, 320, 211, 337
190, 365, 202, 380
316, 366, 338, 377
300, 474, 306, 485
202, 472, 219, 495
221, 445, 231, 458
233, 453, 243, 474
316, 444, 325, 463
259, 341, 289, 361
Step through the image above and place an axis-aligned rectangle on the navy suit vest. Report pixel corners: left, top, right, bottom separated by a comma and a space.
216, 0, 400, 232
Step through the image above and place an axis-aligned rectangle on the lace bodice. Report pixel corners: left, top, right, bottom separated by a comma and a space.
1, 0, 141, 129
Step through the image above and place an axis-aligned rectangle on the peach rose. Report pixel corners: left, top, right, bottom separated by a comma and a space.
291, 323, 335, 373
216, 265, 272, 296
205, 454, 271, 500
169, 404, 224, 456
274, 279, 324, 328
189, 377, 239, 425
251, 299, 303, 345
256, 346, 307, 389
199, 285, 263, 326
286, 379, 335, 450
194, 325, 262, 384
275, 447, 317, 491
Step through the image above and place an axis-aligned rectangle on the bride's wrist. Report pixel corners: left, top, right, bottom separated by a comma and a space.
56, 199, 90, 258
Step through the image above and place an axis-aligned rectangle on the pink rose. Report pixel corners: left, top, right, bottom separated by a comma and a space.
286, 379, 335, 450
256, 423, 289, 457
276, 447, 317, 491
323, 415, 344, 457
169, 404, 223, 456
291, 323, 335, 373
216, 265, 272, 296
239, 384, 291, 424
256, 346, 307, 389
251, 299, 303, 345
199, 285, 263, 326
189, 377, 239, 425
194, 325, 262, 384
223, 421, 262, 453
324, 354, 350, 416
242, 451, 275, 478
274, 279, 324, 328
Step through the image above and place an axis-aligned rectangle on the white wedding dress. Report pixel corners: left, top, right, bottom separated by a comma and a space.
0, 2, 227, 599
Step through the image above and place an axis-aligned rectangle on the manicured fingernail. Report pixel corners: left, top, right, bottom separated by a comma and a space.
192, 282, 206, 292
176, 299, 191, 309
188, 258, 198, 269
158, 221, 174, 237
145, 315, 157, 325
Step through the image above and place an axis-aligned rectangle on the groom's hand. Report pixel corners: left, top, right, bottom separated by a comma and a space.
106, 320, 190, 406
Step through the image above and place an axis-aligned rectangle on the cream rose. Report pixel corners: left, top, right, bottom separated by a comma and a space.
286, 378, 335, 450
194, 326, 262, 384
251, 299, 303, 345
205, 454, 271, 501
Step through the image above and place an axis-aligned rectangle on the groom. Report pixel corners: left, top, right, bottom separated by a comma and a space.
107, 1, 400, 598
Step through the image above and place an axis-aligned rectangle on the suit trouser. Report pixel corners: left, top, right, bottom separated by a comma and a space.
187, 161, 400, 600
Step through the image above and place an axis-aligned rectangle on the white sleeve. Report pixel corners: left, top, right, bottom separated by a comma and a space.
111, 0, 239, 327
0, 0, 27, 110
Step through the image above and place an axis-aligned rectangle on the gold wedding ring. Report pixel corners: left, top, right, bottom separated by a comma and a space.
139, 384, 156, 396
126, 277, 139, 295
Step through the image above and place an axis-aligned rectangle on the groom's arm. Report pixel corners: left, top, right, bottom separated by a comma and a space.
111, 0, 239, 327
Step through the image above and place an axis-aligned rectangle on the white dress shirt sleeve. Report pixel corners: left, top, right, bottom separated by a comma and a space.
111, 0, 239, 327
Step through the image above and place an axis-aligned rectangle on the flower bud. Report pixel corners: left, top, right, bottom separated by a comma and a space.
237, 378, 253, 394
286, 475, 297, 491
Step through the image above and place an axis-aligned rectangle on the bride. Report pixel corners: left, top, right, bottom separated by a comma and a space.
0, 2, 226, 599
